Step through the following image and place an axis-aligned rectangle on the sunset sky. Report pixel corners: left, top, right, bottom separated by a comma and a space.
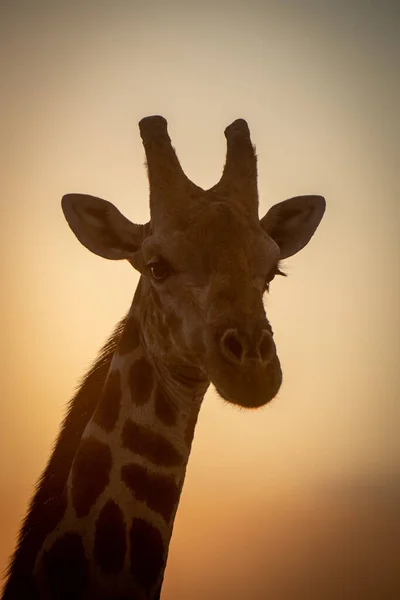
1, 1, 399, 597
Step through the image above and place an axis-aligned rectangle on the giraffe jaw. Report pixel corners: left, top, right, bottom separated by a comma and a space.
207, 353, 283, 409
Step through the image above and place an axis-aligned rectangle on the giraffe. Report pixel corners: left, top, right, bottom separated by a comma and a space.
3, 115, 325, 599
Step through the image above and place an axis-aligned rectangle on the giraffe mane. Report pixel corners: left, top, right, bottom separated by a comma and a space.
3, 315, 127, 590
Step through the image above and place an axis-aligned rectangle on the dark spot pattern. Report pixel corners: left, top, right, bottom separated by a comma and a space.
42, 488, 68, 534
129, 357, 153, 406
72, 437, 112, 518
154, 386, 177, 427
43, 533, 88, 600
93, 369, 122, 432
122, 420, 183, 467
118, 317, 140, 356
11, 488, 69, 596
39, 488, 68, 543
121, 463, 180, 522
94, 500, 127, 573
130, 518, 165, 588
184, 412, 199, 448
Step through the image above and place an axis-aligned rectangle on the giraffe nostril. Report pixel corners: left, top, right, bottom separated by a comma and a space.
258, 330, 275, 364
221, 330, 244, 364
220, 328, 275, 366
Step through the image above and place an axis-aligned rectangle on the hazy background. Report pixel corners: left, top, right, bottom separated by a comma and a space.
1, 1, 399, 597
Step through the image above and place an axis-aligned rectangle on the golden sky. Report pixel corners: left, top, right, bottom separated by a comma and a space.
1, 1, 399, 597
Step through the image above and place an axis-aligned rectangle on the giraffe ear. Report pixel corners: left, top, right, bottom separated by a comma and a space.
62, 194, 148, 260
260, 195, 326, 259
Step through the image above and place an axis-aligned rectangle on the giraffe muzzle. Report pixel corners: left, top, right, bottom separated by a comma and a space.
206, 323, 282, 408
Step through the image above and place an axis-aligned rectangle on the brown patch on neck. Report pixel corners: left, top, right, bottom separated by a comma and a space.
121, 463, 180, 523
118, 316, 141, 356
93, 369, 122, 432
43, 533, 88, 599
122, 420, 183, 467
129, 518, 165, 589
71, 437, 112, 518
94, 500, 127, 574
129, 356, 154, 405
154, 385, 178, 427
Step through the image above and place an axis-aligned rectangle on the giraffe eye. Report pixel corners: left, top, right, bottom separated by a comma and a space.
264, 264, 287, 292
148, 259, 170, 281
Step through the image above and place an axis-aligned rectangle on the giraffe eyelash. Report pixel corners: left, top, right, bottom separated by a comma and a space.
264, 263, 287, 292
275, 266, 287, 278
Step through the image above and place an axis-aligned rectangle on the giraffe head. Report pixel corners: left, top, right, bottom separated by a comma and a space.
62, 116, 325, 408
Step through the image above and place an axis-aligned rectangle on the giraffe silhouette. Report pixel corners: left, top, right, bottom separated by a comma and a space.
3, 116, 325, 599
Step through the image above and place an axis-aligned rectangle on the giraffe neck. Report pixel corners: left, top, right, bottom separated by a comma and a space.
33, 289, 209, 599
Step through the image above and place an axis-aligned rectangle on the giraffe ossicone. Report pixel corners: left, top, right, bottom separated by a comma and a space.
3, 115, 325, 599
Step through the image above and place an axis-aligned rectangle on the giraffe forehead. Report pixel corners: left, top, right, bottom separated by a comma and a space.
158, 200, 258, 242
147, 201, 277, 275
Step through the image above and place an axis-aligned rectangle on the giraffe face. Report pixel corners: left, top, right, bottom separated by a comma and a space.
62, 116, 325, 408
138, 199, 282, 407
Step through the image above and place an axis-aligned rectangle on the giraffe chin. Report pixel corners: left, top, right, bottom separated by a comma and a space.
208, 354, 283, 409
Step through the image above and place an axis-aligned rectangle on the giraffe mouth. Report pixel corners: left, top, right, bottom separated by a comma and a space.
207, 353, 283, 409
